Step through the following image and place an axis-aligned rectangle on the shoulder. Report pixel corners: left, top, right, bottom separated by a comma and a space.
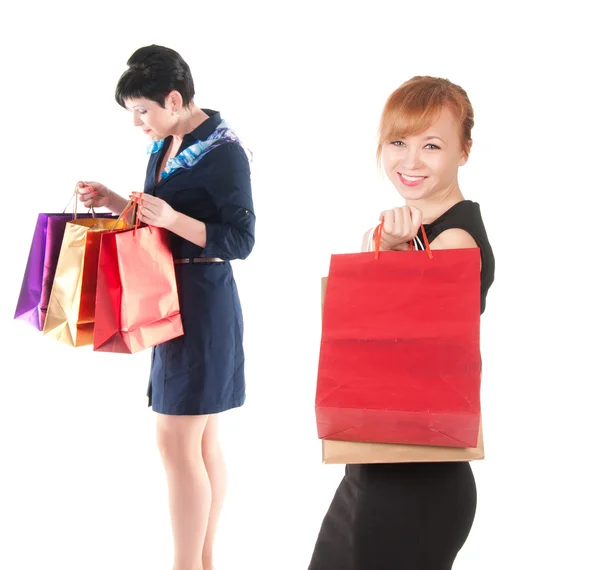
203, 142, 252, 196
205, 141, 250, 172
448, 199, 482, 221
429, 200, 486, 248
430, 228, 478, 250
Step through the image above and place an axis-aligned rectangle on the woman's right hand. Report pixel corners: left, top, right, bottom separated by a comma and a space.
378, 206, 423, 251
76, 181, 112, 209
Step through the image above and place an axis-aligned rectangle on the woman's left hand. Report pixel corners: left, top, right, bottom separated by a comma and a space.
133, 192, 178, 229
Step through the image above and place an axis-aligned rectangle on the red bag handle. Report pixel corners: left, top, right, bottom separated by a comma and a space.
111, 194, 142, 233
374, 220, 433, 260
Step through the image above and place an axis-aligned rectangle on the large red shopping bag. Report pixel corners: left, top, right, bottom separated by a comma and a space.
93, 219, 184, 354
316, 233, 481, 448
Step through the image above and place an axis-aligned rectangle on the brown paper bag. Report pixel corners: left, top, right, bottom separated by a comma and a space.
322, 422, 484, 464
319, 276, 485, 464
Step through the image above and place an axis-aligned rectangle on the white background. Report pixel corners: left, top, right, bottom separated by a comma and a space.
1, 1, 598, 569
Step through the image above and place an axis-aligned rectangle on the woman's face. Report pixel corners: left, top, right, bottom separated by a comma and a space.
381, 106, 468, 201
124, 96, 177, 140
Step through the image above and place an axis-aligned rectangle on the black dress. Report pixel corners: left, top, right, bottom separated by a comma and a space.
308, 200, 495, 570
144, 110, 255, 416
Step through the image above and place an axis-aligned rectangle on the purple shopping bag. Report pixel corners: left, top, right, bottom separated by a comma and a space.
14, 211, 115, 330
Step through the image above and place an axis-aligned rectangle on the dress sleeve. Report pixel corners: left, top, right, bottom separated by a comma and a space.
201, 142, 255, 260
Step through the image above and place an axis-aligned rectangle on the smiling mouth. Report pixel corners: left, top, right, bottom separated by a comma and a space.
399, 173, 427, 181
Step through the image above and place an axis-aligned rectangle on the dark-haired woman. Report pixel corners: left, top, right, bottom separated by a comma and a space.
78, 45, 255, 570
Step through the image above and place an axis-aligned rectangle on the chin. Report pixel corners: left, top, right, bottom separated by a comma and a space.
395, 185, 428, 202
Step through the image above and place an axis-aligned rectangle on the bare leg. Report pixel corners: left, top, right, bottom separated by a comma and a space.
201, 415, 227, 570
156, 414, 211, 570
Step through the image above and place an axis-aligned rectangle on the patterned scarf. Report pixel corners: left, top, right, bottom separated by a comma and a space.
148, 120, 249, 180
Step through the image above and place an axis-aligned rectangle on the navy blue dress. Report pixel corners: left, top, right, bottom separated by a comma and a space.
143, 110, 255, 416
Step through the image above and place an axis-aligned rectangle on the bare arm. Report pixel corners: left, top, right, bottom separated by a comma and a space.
107, 190, 130, 215
430, 228, 482, 269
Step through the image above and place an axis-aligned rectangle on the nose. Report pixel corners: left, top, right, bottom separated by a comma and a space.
132, 112, 143, 127
401, 146, 424, 171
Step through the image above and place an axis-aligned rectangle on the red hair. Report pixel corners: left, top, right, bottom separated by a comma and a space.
377, 76, 474, 162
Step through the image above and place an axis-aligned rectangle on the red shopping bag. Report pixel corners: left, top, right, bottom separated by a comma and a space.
93, 209, 184, 354
316, 226, 481, 448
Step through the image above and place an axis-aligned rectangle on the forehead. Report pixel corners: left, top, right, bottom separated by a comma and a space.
382, 104, 462, 143
423, 107, 460, 133
123, 97, 159, 110
410, 107, 461, 140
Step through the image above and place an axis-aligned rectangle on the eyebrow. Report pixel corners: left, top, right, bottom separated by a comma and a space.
424, 136, 445, 143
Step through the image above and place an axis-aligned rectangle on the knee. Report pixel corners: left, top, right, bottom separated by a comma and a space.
156, 426, 189, 465
201, 437, 221, 460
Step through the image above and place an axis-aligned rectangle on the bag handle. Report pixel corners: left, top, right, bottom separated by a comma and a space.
62, 184, 96, 220
110, 194, 142, 232
373, 220, 433, 260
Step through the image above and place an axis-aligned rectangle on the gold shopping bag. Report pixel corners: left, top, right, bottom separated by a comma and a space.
42, 216, 126, 347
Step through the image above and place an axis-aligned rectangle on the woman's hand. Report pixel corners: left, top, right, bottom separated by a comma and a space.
76, 181, 112, 209
378, 206, 423, 251
134, 192, 178, 229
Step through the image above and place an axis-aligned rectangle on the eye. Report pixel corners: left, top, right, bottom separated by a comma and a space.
139, 110, 148, 115
391, 141, 405, 147
425, 144, 440, 150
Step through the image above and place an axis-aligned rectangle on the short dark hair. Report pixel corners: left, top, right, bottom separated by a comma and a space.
115, 45, 195, 109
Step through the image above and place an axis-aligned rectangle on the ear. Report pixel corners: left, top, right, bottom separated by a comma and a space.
165, 90, 184, 112
459, 139, 472, 166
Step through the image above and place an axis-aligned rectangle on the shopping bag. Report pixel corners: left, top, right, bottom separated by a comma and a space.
316, 228, 482, 448
14, 210, 114, 330
42, 216, 126, 346
318, 276, 485, 463
93, 216, 183, 354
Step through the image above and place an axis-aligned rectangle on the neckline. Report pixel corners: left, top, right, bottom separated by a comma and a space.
152, 110, 221, 188
423, 199, 473, 228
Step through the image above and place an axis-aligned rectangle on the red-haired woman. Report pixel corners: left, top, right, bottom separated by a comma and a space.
309, 77, 495, 570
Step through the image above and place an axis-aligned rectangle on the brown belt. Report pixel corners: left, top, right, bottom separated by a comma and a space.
174, 257, 225, 264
